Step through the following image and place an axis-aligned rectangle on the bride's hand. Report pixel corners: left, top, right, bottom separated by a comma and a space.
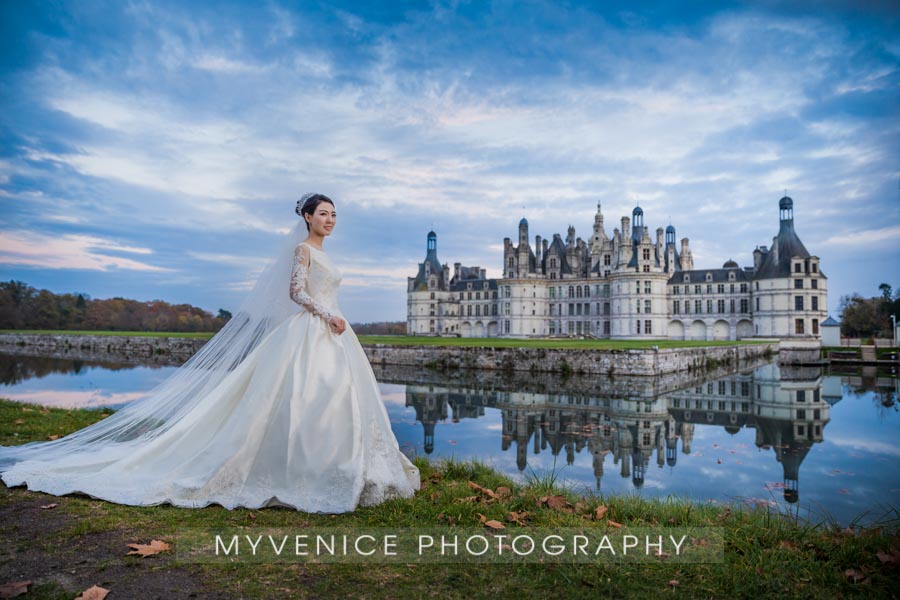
329, 316, 346, 335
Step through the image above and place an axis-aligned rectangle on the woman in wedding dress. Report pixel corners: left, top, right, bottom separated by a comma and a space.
0, 193, 420, 513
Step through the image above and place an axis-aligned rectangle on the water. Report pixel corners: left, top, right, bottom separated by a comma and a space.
1, 352, 897, 526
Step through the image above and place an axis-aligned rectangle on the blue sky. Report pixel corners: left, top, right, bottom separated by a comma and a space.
1, 0, 898, 322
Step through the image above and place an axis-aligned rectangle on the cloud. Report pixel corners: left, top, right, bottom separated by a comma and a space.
0, 231, 171, 272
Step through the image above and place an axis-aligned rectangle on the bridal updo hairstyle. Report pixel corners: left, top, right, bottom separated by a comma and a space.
296, 193, 334, 231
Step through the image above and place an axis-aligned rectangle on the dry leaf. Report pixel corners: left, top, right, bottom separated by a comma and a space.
541, 494, 573, 513
843, 568, 869, 584
0, 580, 32, 599
75, 585, 109, 600
40, 503, 58, 510
47, 435, 61, 440
876, 549, 900, 565
13, 419, 24, 425
467, 481, 498, 500
668, 580, 679, 587
495, 486, 511, 498
606, 519, 623, 528
778, 540, 797, 551
126, 539, 171, 558
20, 407, 32, 412
247, 513, 256, 520
476, 513, 505, 529
594, 505, 609, 520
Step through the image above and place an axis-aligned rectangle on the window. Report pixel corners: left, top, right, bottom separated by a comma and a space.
645, 320, 652, 334
674, 300, 680, 314
583, 285, 589, 297
706, 284, 713, 294
797, 409, 805, 419
636, 300, 641, 314
795, 296, 804, 310
568, 303, 574, 316
730, 299, 735, 313
740, 283, 748, 293
476, 291, 481, 300
603, 302, 610, 316
706, 273, 712, 282
730, 283, 735, 293
603, 321, 610, 334
672, 286, 679, 295
568, 286, 574, 298
603, 284, 610, 297
645, 299, 651, 313
812, 279, 818, 289
576, 286, 582, 298
430, 292, 435, 299
644, 281, 651, 294
718, 299, 725, 313
604, 254, 611, 266
694, 285, 701, 295
795, 318, 805, 334
797, 390, 805, 402
467, 305, 472, 316
577, 303, 582, 316
812, 296, 818, 310
684, 274, 690, 283
717, 284, 725, 294
812, 319, 819, 335
549, 287, 555, 299
643, 265, 650, 272
695, 300, 702, 313
685, 301, 691, 314
643, 248, 650, 260
636, 281, 641, 294
550, 258, 556, 268
636, 320, 642, 334
706, 299, 713, 313
794, 263, 802, 273
794, 279, 803, 289
467, 292, 472, 300
755, 297, 759, 311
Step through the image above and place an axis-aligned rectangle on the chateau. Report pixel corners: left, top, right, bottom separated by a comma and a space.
407, 197, 827, 340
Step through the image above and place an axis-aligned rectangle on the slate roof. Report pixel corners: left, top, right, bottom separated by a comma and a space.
754, 220, 813, 280
668, 267, 751, 285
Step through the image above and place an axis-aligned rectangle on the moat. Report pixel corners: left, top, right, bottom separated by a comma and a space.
1, 351, 896, 526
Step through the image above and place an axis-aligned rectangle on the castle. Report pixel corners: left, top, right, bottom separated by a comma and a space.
407, 197, 827, 340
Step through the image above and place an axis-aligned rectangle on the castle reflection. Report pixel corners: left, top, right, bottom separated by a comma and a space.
393, 363, 843, 504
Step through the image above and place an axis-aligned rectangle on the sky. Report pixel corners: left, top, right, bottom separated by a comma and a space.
1, 0, 898, 323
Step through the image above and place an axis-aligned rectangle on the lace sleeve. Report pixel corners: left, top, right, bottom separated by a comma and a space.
290, 244, 338, 322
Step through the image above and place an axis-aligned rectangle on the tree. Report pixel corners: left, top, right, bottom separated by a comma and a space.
217, 309, 232, 321
879, 283, 892, 301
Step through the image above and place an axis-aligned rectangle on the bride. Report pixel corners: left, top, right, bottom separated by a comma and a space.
0, 193, 420, 513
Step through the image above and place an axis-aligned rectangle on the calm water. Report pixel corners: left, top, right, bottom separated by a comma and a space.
1, 352, 897, 526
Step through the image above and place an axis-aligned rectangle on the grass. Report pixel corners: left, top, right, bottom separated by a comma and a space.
1, 329, 774, 350
0, 329, 216, 339
357, 335, 771, 350
1, 397, 897, 598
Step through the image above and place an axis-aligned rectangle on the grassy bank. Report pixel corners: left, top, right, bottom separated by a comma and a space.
1, 398, 896, 598
0, 329, 772, 350
0, 329, 215, 339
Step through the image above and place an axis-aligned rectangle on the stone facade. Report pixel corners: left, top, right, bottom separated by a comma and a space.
408, 197, 827, 340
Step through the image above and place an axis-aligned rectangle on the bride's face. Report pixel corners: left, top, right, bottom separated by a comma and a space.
307, 202, 336, 236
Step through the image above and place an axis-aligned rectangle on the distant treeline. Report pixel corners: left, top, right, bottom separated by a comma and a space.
350, 321, 406, 335
839, 282, 900, 338
0, 280, 232, 332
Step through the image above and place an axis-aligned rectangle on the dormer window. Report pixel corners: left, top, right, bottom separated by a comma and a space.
467, 283, 472, 290
483, 282, 489, 290
728, 272, 735, 281
684, 274, 690, 283
794, 262, 802, 273
705, 273, 712, 282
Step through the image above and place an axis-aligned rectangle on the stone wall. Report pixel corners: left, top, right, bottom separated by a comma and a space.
364, 342, 778, 377
0, 333, 779, 377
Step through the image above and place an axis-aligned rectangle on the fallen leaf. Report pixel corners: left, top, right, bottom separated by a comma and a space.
594, 505, 609, 520
495, 486, 511, 499
126, 539, 171, 558
778, 540, 797, 551
40, 503, 58, 510
75, 585, 109, 600
47, 435, 61, 440
876, 549, 900, 565
13, 419, 24, 425
20, 407, 32, 412
668, 580, 679, 587
541, 494, 573, 513
476, 513, 505, 529
606, 520, 623, 529
0, 580, 32, 598
467, 481, 499, 500
843, 568, 867, 583
247, 513, 256, 520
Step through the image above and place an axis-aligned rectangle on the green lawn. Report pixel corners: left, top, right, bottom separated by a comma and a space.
0, 329, 774, 350
0, 329, 216, 339
357, 335, 772, 350
0, 397, 895, 599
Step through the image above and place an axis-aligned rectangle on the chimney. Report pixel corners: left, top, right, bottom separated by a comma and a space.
621, 216, 630, 235
480, 268, 486, 279
454, 262, 461, 280
535, 235, 542, 263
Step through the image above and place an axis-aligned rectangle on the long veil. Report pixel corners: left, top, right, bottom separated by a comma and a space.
0, 220, 308, 470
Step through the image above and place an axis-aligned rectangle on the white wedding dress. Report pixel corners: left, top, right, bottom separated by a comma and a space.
0, 242, 420, 513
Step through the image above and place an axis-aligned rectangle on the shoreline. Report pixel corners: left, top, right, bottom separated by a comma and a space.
0, 331, 778, 376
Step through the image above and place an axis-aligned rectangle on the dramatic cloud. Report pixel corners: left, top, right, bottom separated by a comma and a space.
0, 1, 897, 321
